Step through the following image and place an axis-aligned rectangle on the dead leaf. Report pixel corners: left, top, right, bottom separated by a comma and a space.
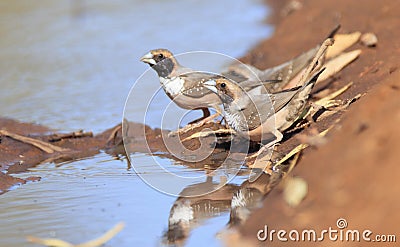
318, 50, 361, 82
315, 82, 353, 106
286, 152, 301, 175
275, 143, 309, 168
326, 32, 361, 59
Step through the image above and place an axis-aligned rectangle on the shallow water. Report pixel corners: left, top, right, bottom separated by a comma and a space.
0, 0, 271, 246
1, 154, 250, 246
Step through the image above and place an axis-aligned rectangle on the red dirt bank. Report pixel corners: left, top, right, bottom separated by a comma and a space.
234, 0, 400, 245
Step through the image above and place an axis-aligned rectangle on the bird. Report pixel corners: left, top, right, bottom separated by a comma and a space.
140, 28, 336, 129
222, 25, 340, 93
140, 49, 220, 124
203, 68, 325, 149
201, 38, 333, 158
140, 49, 281, 126
223, 47, 320, 93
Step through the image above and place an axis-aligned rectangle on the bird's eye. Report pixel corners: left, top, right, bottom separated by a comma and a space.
221, 83, 226, 88
158, 54, 164, 59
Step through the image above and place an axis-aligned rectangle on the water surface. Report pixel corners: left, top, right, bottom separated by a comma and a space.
0, 0, 271, 132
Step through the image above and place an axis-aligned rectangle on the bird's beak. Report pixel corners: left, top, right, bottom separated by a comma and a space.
203, 80, 218, 94
140, 52, 156, 65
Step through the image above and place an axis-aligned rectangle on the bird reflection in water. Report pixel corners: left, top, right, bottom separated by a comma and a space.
163, 171, 282, 245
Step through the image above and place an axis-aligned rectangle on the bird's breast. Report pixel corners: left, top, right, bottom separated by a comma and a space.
224, 110, 247, 133
159, 76, 184, 97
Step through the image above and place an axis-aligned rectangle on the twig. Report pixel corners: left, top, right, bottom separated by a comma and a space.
49, 130, 93, 142
181, 128, 234, 142
106, 124, 123, 146
0, 130, 70, 154
26, 222, 125, 247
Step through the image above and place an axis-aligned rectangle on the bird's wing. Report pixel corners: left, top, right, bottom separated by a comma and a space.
237, 88, 298, 114
222, 63, 262, 82
221, 70, 250, 83
268, 67, 325, 112
222, 46, 320, 92
229, 93, 275, 131
238, 79, 283, 93
260, 46, 319, 83
269, 87, 302, 112
179, 72, 218, 98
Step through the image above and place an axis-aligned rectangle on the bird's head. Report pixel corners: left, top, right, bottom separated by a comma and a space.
140, 49, 177, 78
203, 78, 241, 104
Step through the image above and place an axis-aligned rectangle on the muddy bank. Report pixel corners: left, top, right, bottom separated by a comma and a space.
237, 70, 400, 246
0, 117, 232, 194
0, 118, 123, 193
229, 0, 400, 245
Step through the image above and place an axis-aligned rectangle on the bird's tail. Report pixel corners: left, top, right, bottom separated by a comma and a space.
303, 67, 326, 90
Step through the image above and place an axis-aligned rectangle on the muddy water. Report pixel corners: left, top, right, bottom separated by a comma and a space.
0, 0, 271, 246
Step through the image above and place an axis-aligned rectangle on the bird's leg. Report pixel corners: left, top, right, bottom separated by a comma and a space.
188, 108, 210, 124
